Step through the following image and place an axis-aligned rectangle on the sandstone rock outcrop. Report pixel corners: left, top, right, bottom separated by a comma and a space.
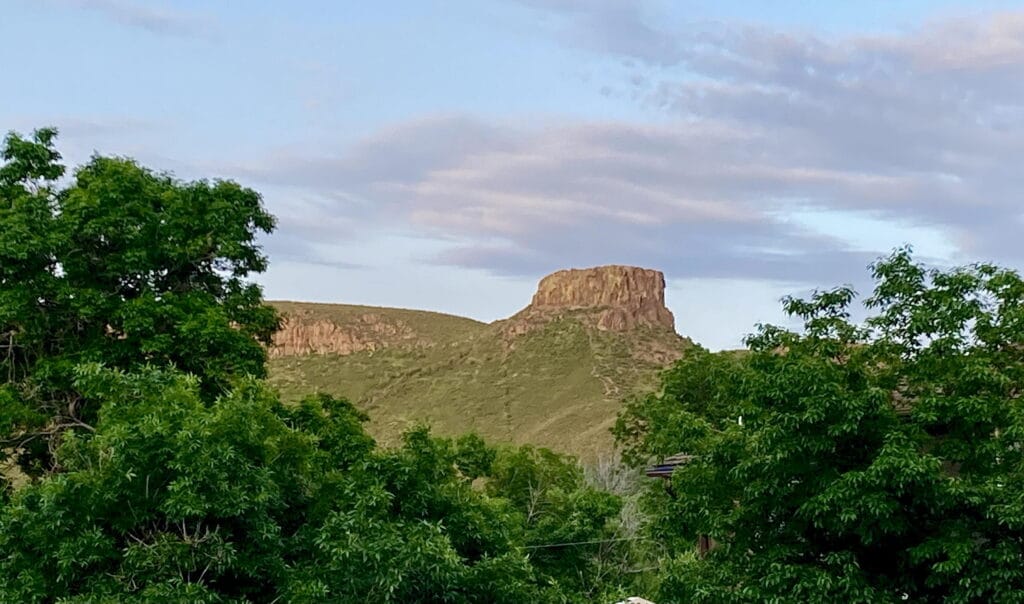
268, 302, 488, 359
269, 312, 417, 358
504, 265, 676, 335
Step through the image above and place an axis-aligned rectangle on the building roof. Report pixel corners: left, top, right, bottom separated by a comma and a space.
643, 453, 696, 478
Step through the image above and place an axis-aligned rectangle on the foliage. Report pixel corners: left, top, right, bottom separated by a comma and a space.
0, 128, 647, 602
0, 129, 641, 602
0, 367, 570, 603
616, 249, 1024, 603
0, 129, 278, 476
486, 445, 626, 600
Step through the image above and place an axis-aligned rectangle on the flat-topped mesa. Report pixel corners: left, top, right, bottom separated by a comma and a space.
510, 265, 676, 333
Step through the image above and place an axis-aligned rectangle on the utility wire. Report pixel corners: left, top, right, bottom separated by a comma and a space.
522, 536, 650, 550
623, 565, 660, 574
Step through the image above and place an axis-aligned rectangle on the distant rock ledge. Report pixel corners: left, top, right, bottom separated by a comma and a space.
503, 265, 676, 335
268, 310, 419, 358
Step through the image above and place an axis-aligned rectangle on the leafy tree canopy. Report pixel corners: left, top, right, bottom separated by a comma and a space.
0, 128, 642, 602
486, 444, 625, 600
617, 249, 1024, 603
0, 367, 570, 603
0, 128, 278, 477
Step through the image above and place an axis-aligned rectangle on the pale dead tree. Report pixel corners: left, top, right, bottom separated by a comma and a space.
583, 450, 642, 496
525, 482, 544, 524
581, 451, 659, 587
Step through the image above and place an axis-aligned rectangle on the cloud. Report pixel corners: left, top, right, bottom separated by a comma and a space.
880, 11, 1024, 70
234, 116, 875, 283
48, 0, 214, 38
630, 14, 1024, 263
512, 0, 686, 65
232, 10, 1024, 285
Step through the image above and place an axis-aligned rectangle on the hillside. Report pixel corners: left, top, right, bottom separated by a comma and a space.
267, 266, 690, 457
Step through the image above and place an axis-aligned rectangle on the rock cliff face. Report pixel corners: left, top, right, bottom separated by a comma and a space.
267, 302, 488, 358
269, 311, 417, 358
505, 265, 676, 335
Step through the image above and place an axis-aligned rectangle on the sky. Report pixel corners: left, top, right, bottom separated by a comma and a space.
5, 0, 1024, 349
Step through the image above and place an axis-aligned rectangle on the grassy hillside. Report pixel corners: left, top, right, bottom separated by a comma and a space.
268, 302, 689, 457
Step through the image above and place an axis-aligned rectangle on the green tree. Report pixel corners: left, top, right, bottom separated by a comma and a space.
0, 367, 561, 603
0, 127, 636, 602
0, 128, 278, 477
486, 445, 626, 601
617, 249, 1024, 603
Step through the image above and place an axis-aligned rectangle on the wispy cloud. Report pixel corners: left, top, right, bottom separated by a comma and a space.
512, 0, 686, 65
223, 10, 1024, 284
229, 116, 876, 282
48, 0, 215, 38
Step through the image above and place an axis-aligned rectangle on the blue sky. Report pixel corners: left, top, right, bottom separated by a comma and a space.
6, 0, 1024, 348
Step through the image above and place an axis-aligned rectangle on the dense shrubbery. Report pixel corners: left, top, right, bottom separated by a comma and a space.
618, 250, 1024, 602
1, 128, 278, 479
0, 367, 625, 602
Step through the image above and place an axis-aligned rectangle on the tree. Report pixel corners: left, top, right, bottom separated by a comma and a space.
0, 128, 278, 477
486, 445, 624, 601
0, 127, 640, 602
616, 249, 1024, 603
0, 367, 561, 603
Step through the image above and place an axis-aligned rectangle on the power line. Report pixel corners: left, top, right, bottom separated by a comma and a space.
623, 565, 660, 574
522, 536, 650, 550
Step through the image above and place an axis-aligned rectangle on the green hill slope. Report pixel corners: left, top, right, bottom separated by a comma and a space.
267, 301, 688, 457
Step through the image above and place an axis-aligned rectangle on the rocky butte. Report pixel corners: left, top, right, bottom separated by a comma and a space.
268, 265, 680, 357
266, 265, 688, 456
502, 265, 676, 336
